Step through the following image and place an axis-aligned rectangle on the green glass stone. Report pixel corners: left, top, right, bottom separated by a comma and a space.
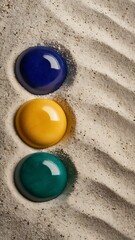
14, 152, 67, 202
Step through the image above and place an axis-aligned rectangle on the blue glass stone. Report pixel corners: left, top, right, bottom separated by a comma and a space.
15, 46, 67, 95
14, 152, 67, 202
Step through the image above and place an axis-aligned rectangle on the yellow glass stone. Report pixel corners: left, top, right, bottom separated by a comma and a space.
14, 99, 67, 148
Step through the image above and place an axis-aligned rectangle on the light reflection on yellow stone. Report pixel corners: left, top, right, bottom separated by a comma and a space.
14, 99, 67, 148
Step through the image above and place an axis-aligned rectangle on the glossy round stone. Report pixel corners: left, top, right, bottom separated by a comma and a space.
15, 46, 67, 95
14, 152, 67, 202
14, 99, 67, 148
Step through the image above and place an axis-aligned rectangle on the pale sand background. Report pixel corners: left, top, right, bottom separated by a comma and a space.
1, 0, 135, 239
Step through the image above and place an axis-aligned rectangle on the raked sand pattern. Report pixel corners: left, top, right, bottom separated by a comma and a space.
1, 0, 135, 239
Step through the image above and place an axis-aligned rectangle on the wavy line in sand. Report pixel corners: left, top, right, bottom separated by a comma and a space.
81, 0, 135, 34
1, 0, 135, 239
44, 0, 135, 61
66, 140, 135, 205
68, 178, 135, 239
69, 66, 135, 121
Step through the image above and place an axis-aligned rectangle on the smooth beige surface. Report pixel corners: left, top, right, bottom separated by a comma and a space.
0, 0, 135, 239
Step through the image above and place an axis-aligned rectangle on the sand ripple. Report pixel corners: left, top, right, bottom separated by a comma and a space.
1, 0, 135, 239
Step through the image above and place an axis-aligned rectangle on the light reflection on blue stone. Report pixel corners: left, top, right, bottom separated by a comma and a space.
15, 46, 67, 95
43, 54, 60, 69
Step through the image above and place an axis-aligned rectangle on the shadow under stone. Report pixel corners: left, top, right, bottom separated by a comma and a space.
51, 149, 78, 197
53, 96, 76, 142
39, 40, 77, 86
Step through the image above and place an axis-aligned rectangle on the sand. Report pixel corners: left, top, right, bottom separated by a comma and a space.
0, 0, 135, 239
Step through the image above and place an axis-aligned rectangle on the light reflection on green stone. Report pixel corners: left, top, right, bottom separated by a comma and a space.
14, 152, 67, 202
